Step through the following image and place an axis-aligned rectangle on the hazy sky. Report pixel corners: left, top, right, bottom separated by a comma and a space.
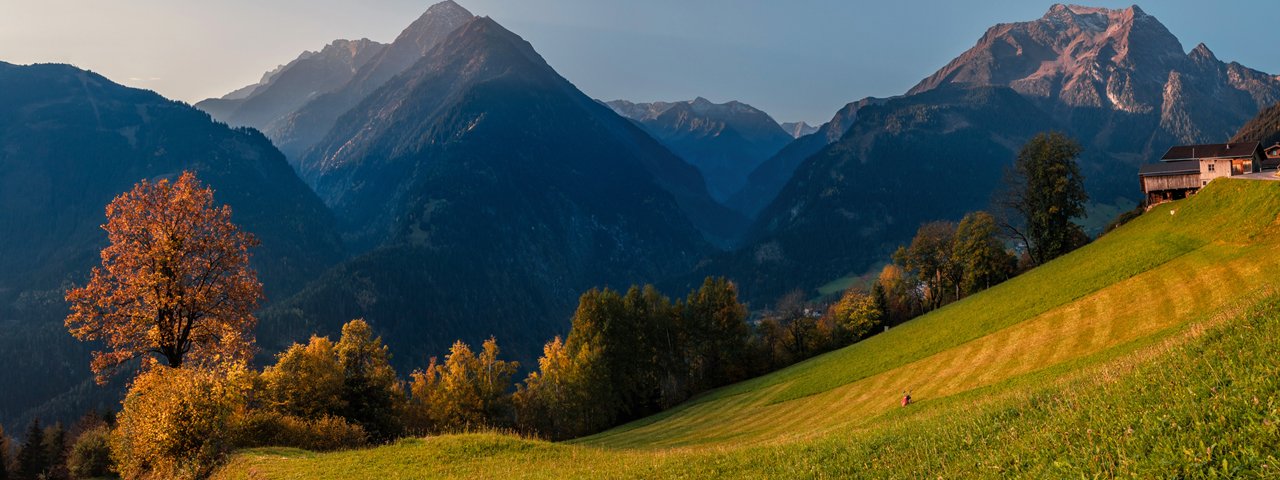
0, 1, 1274, 124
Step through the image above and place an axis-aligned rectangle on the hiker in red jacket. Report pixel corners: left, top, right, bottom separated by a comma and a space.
901, 391, 912, 407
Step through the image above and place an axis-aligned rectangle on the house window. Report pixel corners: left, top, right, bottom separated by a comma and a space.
1208, 163, 1215, 172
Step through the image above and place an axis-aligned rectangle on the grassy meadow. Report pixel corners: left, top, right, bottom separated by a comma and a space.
215, 179, 1280, 478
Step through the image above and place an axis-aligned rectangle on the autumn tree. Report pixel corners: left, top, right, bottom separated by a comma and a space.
513, 336, 606, 440
474, 338, 519, 423
65, 172, 262, 382
874, 264, 920, 325
407, 338, 518, 434
111, 364, 251, 480
821, 289, 883, 345
260, 335, 346, 419
997, 132, 1089, 266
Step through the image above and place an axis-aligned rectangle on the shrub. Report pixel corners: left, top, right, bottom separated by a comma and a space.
111, 364, 250, 480
230, 410, 367, 452
67, 425, 113, 479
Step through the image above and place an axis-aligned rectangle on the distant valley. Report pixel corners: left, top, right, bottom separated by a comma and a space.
2, 2, 1279, 439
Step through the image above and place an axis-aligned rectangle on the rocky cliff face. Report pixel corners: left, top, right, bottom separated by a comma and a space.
606, 97, 794, 202
901, 4, 1280, 205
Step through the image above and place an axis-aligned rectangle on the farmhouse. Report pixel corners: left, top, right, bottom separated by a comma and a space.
1139, 142, 1266, 204
1266, 142, 1280, 166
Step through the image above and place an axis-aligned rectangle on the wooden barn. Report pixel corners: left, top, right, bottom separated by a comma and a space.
1265, 142, 1280, 169
1139, 142, 1265, 204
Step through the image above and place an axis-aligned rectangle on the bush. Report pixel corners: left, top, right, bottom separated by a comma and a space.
111, 364, 250, 480
230, 410, 367, 452
67, 425, 113, 479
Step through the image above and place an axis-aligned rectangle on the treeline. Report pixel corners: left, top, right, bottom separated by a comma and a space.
0, 412, 114, 480
514, 279, 757, 439
37, 275, 884, 479
888, 211, 1018, 316
868, 131, 1091, 321
249, 277, 877, 444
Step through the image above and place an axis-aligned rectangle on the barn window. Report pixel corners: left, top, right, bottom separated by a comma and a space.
1208, 163, 1215, 172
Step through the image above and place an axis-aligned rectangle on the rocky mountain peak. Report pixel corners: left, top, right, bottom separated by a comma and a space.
779, 121, 817, 139
427, 16, 548, 74
909, 3, 1203, 113
317, 38, 384, 63
1189, 42, 1218, 63
402, 0, 475, 41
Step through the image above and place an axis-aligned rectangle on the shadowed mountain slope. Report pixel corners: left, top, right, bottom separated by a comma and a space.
0, 61, 344, 432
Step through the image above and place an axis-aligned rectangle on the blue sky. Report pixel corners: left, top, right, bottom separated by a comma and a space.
0, 1, 1274, 124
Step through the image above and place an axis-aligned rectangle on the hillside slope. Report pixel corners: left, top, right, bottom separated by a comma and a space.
217, 178, 1280, 477
0, 62, 344, 433
1232, 101, 1280, 146
717, 86, 1057, 303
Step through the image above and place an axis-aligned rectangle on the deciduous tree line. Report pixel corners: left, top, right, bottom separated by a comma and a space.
49, 131, 1090, 478
50, 172, 884, 478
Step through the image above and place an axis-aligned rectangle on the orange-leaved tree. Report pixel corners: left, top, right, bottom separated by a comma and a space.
66, 171, 262, 383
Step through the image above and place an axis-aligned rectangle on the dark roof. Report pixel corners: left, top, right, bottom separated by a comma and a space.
1161, 142, 1261, 161
1138, 160, 1199, 176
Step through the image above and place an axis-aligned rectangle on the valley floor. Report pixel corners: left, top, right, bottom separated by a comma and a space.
215, 179, 1280, 478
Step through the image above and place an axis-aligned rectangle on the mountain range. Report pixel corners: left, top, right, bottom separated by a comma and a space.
257, 16, 728, 371
907, 4, 1280, 202
716, 3, 1280, 304
605, 97, 794, 202
202, 0, 476, 161
3, 1, 1280, 434
196, 38, 386, 133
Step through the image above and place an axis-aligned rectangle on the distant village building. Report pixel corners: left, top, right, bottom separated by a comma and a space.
1138, 142, 1266, 204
